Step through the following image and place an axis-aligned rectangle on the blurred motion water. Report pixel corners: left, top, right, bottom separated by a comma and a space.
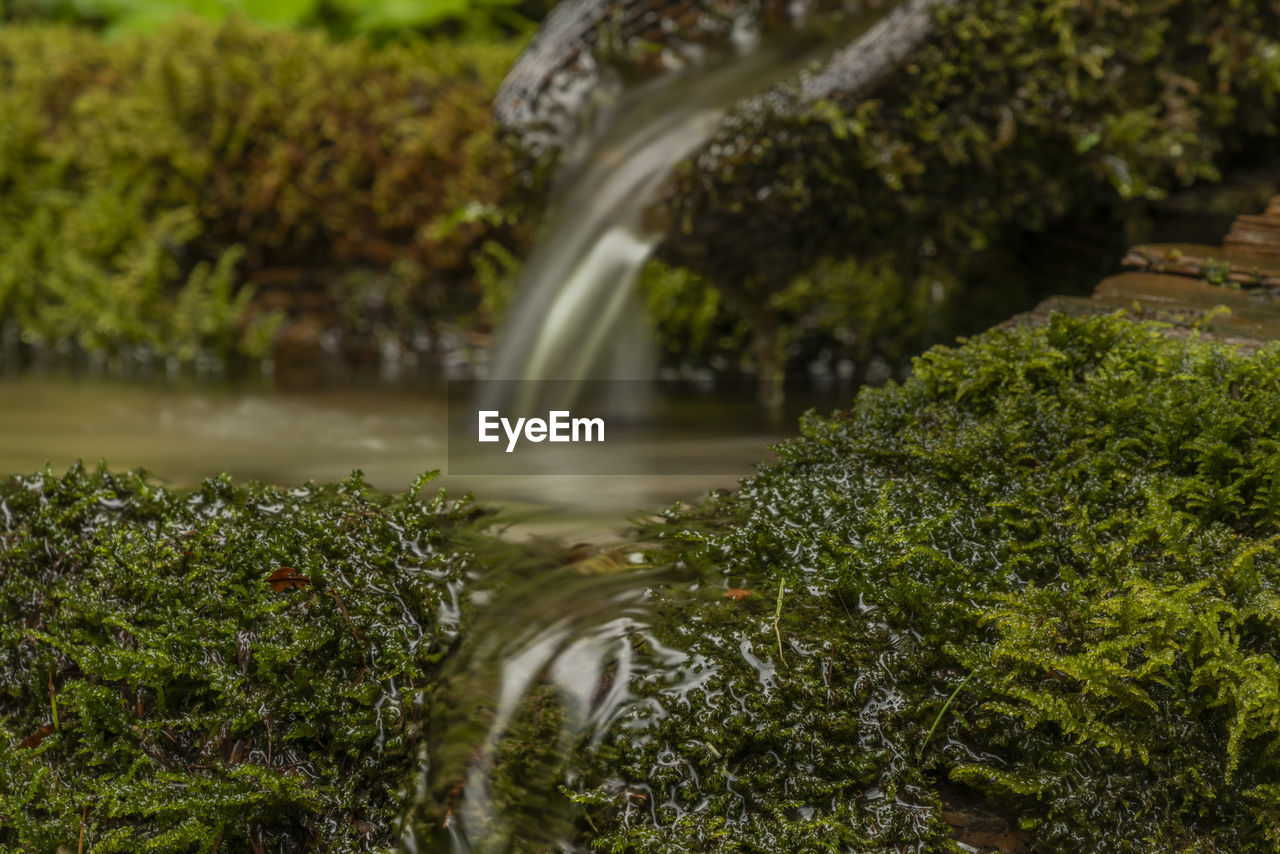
483, 13, 893, 410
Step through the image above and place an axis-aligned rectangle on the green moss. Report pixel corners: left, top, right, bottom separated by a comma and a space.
0, 465, 489, 851
13, 313, 1280, 851
653, 0, 1280, 376
639, 253, 958, 381
563, 313, 1280, 851
0, 20, 526, 362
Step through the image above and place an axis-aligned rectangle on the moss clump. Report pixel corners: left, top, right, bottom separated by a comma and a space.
652, 0, 1280, 377
0, 466, 487, 851
0, 21, 525, 362
564, 313, 1280, 851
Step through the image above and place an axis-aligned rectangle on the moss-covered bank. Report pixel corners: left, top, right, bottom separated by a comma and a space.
9, 313, 1280, 852
0, 467, 490, 851
560, 313, 1280, 851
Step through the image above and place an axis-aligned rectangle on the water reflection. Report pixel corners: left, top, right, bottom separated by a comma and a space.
409, 551, 688, 852
0, 370, 853, 537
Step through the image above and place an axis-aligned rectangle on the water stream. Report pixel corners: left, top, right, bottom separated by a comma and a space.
0, 370, 848, 532
483, 11, 891, 409
419, 3, 928, 850
406, 554, 694, 852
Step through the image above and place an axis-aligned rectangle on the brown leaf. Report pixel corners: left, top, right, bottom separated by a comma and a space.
17, 724, 54, 749
723, 588, 754, 600
267, 567, 311, 592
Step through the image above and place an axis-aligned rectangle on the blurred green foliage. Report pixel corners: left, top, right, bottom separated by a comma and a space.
0, 20, 525, 362
641, 253, 962, 380
0, 0, 543, 40
639, 259, 741, 365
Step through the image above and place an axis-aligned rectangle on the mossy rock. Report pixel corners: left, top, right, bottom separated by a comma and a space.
662, 0, 1280, 278
552, 312, 1280, 851
508, 0, 1280, 378
0, 466, 494, 851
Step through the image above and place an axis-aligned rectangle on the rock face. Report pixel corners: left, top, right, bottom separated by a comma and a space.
1011, 196, 1280, 352
493, 0, 949, 158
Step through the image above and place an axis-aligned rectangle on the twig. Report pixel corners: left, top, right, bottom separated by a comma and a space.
919, 673, 974, 760
327, 589, 367, 644
48, 670, 60, 732
77, 805, 86, 854
773, 581, 787, 668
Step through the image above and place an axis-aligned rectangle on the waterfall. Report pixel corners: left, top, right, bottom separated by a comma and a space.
482, 12, 901, 410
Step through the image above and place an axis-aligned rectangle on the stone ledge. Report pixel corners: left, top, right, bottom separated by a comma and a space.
1006, 195, 1280, 352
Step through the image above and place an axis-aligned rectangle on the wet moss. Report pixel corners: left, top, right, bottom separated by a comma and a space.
651, 0, 1280, 377
10, 312, 1280, 852
567, 313, 1280, 851
0, 466, 488, 851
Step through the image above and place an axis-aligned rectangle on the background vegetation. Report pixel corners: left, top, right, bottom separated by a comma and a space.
0, 19, 525, 363
0, 0, 546, 40
2, 0, 1280, 377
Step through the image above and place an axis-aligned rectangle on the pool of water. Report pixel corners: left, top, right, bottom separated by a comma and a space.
0, 369, 855, 539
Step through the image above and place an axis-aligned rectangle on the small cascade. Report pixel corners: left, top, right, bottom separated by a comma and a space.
483, 13, 893, 410
414, 1, 954, 850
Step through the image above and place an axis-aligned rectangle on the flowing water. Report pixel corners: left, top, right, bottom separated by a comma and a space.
416, 3, 932, 849
482, 10, 894, 410
406, 555, 695, 852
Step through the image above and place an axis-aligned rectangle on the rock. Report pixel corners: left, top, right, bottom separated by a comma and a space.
1009, 196, 1280, 351
1121, 198, 1280, 291
1225, 195, 1280, 258
494, 0, 942, 157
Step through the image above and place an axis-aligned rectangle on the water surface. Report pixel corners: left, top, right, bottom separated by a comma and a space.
0, 371, 853, 538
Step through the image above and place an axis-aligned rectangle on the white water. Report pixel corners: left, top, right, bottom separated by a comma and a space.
483, 19, 886, 410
